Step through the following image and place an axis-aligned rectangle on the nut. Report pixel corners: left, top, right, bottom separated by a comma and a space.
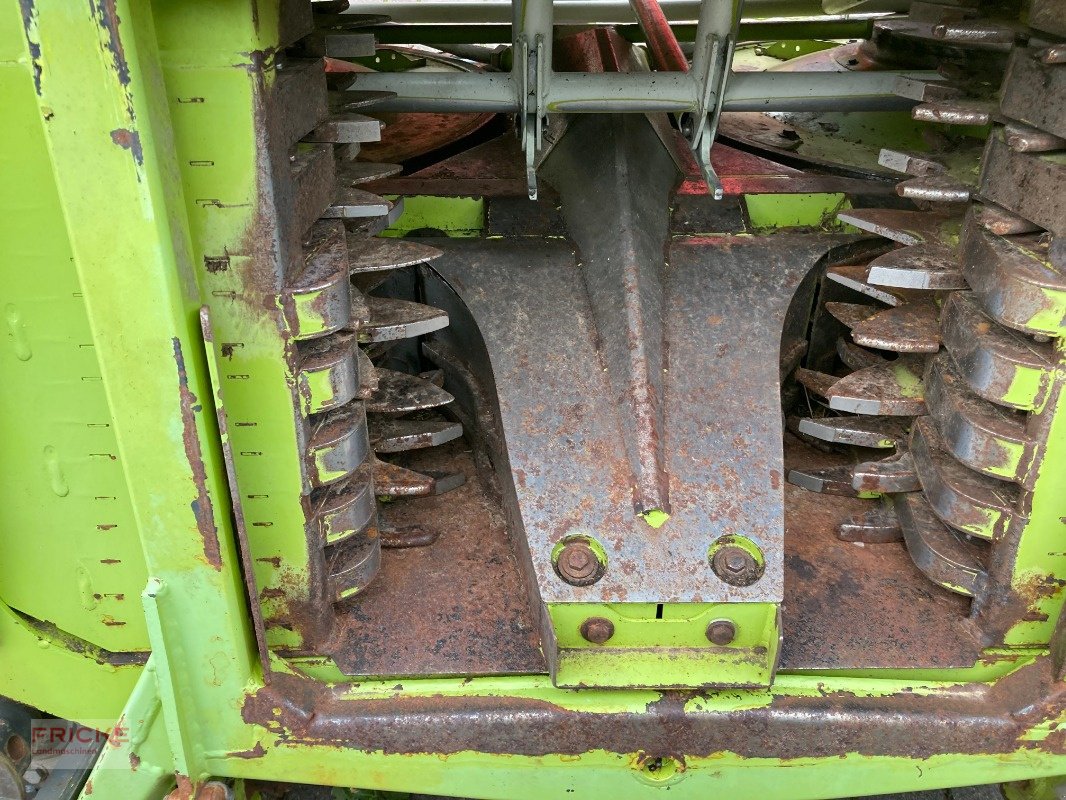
555, 540, 604, 586
580, 616, 615, 644
706, 619, 737, 646
711, 545, 761, 586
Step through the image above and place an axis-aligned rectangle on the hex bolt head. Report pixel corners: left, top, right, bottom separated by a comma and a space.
580, 616, 615, 644
555, 540, 604, 586
706, 619, 737, 646
711, 545, 761, 587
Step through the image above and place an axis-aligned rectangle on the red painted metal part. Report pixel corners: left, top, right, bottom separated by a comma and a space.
628, 0, 689, 72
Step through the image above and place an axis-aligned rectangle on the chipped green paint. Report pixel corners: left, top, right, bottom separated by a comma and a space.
744, 193, 850, 231
382, 195, 485, 237
640, 508, 670, 528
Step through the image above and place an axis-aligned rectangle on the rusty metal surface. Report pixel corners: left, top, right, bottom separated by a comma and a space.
318, 442, 546, 676
245, 656, 1066, 760
925, 353, 1034, 487
428, 227, 839, 604
840, 299, 942, 354
960, 209, 1066, 337
365, 368, 453, 413
360, 296, 448, 342
837, 208, 961, 247
540, 113, 676, 520
866, 243, 967, 290
780, 436, 981, 668
359, 110, 496, 164
368, 126, 900, 200
795, 414, 908, 449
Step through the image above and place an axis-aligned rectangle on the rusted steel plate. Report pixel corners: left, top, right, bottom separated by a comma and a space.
274, 58, 329, 149
896, 174, 971, 204
828, 299, 941, 353
327, 529, 381, 602
837, 505, 904, 543
796, 414, 909, 448
826, 263, 907, 305
338, 161, 402, 185
913, 99, 999, 126
972, 201, 1042, 236
1029, 0, 1066, 37
365, 368, 454, 413
837, 338, 888, 371
297, 331, 361, 415
787, 464, 869, 497
1005, 121, 1066, 153
305, 405, 371, 488
879, 147, 947, 177
826, 357, 928, 416
359, 296, 449, 343
304, 112, 382, 145
318, 443, 547, 676
312, 463, 376, 546
837, 208, 962, 247
428, 233, 834, 603
323, 186, 394, 219
852, 451, 919, 493
781, 436, 980, 668
346, 236, 442, 273
368, 416, 463, 452
280, 220, 353, 340
865, 243, 967, 290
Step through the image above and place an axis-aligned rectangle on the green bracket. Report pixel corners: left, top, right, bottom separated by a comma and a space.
548, 603, 780, 689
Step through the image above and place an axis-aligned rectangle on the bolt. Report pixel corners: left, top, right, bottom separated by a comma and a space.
711, 544, 761, 587
556, 540, 603, 586
706, 619, 737, 646
723, 550, 747, 574
580, 616, 615, 644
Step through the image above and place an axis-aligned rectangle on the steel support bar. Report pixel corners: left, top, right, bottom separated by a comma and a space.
723, 70, 923, 110
366, 18, 879, 45
350, 69, 932, 112
343, 0, 910, 23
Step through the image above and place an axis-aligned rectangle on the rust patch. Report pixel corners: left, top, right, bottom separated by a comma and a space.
88, 0, 142, 170
228, 741, 266, 759
244, 658, 1066, 762
129, 752, 140, 770
109, 127, 143, 164
173, 338, 222, 570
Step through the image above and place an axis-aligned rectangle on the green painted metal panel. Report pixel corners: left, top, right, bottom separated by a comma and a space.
0, 0, 150, 652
